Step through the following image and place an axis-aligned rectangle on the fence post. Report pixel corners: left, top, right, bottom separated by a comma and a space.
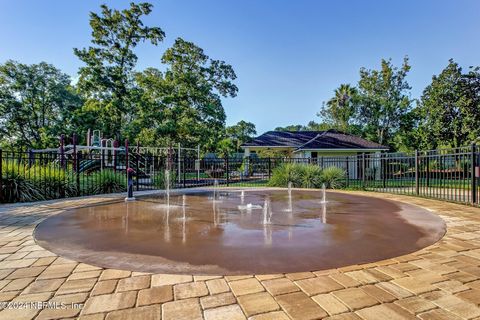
72, 134, 77, 172
226, 157, 230, 186
362, 153, 366, 188
101, 139, 106, 170
178, 143, 181, 184
197, 145, 200, 181
183, 157, 187, 188
135, 153, 139, 192
76, 151, 81, 196
59, 134, 65, 169
28, 149, 34, 167
268, 157, 272, 180
0, 149, 2, 203
415, 150, 419, 195
345, 158, 349, 188
472, 144, 477, 204
382, 153, 387, 188
72, 134, 80, 196
125, 139, 129, 181
426, 156, 430, 187
113, 140, 119, 173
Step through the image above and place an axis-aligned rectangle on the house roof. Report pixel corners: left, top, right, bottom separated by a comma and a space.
241, 130, 388, 151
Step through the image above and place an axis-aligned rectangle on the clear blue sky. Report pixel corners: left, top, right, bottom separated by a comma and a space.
1, 0, 479, 134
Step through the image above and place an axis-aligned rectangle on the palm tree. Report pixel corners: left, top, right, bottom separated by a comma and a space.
322, 84, 358, 133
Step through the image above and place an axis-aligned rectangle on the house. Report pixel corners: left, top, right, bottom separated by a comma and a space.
241, 130, 389, 179
241, 130, 388, 158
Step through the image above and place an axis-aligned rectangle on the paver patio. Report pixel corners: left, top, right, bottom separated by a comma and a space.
0, 190, 480, 319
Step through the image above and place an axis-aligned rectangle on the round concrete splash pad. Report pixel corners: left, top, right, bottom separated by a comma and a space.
34, 189, 446, 275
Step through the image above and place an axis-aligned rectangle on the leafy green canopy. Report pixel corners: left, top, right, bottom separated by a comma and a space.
133, 38, 238, 150
0, 2, 239, 152
319, 84, 358, 133
0, 61, 81, 149
356, 57, 412, 147
74, 2, 165, 139
416, 59, 480, 149
316, 57, 413, 150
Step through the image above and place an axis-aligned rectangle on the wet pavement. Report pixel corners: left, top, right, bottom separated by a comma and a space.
2, 190, 480, 319
34, 189, 445, 274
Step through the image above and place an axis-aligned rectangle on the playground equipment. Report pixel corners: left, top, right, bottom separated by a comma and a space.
130, 143, 200, 183
30, 130, 202, 184
31, 130, 124, 172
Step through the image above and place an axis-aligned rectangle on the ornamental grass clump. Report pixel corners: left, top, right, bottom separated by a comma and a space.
268, 163, 310, 188
27, 164, 76, 199
1, 160, 42, 202
268, 163, 346, 189
152, 170, 177, 189
85, 170, 127, 194
321, 166, 346, 189
301, 164, 324, 188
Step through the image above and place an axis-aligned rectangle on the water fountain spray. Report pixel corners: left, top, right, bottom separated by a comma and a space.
182, 194, 187, 222
263, 197, 272, 225
182, 197, 187, 244
320, 183, 327, 204
322, 203, 327, 224
213, 179, 219, 201
164, 205, 171, 242
286, 181, 293, 212
212, 200, 218, 226
165, 169, 171, 208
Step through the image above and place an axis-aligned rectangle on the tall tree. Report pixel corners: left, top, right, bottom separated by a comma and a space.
356, 57, 412, 147
0, 60, 81, 149
416, 59, 480, 149
274, 125, 306, 132
319, 84, 358, 133
274, 121, 333, 132
226, 120, 257, 152
135, 38, 238, 150
74, 2, 164, 138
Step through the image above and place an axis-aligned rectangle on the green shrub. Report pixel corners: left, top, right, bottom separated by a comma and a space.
205, 169, 225, 179
301, 165, 324, 188
1, 160, 134, 202
239, 158, 253, 176
268, 163, 346, 189
1, 161, 42, 202
27, 164, 76, 199
152, 170, 177, 189
83, 170, 127, 194
1, 161, 77, 202
267, 163, 307, 188
321, 166, 346, 189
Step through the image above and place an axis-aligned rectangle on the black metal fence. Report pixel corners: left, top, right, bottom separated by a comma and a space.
1, 145, 479, 206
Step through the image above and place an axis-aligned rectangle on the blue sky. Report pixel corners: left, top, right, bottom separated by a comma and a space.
1, 0, 479, 134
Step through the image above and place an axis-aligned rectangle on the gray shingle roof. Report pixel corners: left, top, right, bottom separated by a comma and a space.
241, 130, 388, 150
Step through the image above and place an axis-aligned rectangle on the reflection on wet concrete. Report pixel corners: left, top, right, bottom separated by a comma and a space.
34, 189, 446, 275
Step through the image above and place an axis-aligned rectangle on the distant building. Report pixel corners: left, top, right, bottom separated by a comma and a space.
241, 129, 388, 158
241, 130, 388, 179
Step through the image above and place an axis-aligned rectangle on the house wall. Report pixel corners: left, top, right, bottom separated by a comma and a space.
300, 151, 359, 157
243, 147, 383, 180
243, 147, 296, 157
301, 150, 382, 180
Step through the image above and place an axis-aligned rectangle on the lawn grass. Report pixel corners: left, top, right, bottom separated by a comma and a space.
226, 180, 269, 187
344, 178, 475, 190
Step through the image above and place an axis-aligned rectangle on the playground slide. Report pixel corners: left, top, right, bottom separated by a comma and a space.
79, 159, 101, 173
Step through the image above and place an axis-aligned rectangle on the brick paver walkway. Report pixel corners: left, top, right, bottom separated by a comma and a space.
0, 191, 479, 319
